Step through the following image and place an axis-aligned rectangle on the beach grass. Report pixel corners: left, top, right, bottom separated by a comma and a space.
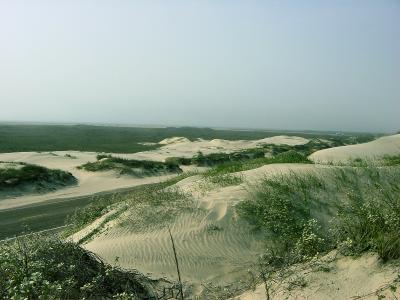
237, 166, 400, 267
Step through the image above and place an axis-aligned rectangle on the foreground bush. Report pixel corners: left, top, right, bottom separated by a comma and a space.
331, 167, 400, 261
0, 236, 154, 299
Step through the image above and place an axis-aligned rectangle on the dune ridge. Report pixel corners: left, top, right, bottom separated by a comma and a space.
310, 134, 400, 163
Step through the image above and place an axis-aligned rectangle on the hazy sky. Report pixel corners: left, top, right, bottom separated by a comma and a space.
0, 1, 399, 132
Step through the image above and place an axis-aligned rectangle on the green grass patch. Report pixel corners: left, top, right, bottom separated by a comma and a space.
0, 162, 76, 191
204, 150, 312, 177
191, 148, 265, 167
382, 155, 400, 166
237, 167, 400, 267
0, 235, 153, 299
78, 156, 182, 177
204, 173, 244, 187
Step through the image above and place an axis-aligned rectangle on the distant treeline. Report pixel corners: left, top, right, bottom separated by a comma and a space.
0, 124, 377, 153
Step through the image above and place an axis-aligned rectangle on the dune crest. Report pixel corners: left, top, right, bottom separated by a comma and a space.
310, 134, 400, 163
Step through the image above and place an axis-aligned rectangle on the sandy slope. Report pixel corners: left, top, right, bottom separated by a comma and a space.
233, 251, 399, 300
310, 134, 400, 164
81, 164, 325, 286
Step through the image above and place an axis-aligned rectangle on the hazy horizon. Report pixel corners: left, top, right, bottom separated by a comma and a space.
1, 1, 399, 133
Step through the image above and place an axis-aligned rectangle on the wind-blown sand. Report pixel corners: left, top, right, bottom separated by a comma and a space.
309, 134, 400, 164
79, 164, 325, 287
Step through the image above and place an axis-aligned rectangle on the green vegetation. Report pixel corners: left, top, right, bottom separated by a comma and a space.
192, 148, 265, 166
0, 162, 76, 191
0, 235, 153, 299
331, 167, 400, 261
0, 124, 376, 153
204, 150, 312, 177
264, 139, 331, 156
237, 166, 400, 268
237, 173, 327, 266
165, 156, 192, 166
191, 149, 312, 189
78, 155, 182, 177
203, 172, 244, 188
382, 154, 400, 166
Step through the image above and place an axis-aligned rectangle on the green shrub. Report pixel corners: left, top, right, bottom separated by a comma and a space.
237, 167, 400, 267
272, 150, 312, 164
382, 155, 400, 166
203, 172, 244, 188
0, 163, 76, 190
79, 156, 182, 177
237, 173, 326, 263
191, 148, 265, 167
331, 168, 400, 261
203, 150, 311, 177
96, 153, 112, 160
165, 156, 192, 166
0, 236, 152, 299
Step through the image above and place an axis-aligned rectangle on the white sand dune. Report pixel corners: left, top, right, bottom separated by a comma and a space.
310, 134, 400, 164
0, 135, 308, 209
127, 135, 309, 162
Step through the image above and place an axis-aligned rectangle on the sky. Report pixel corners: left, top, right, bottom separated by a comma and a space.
0, 0, 399, 133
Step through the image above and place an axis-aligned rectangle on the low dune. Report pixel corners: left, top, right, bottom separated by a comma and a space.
0, 135, 308, 209
0, 151, 176, 210
128, 135, 309, 162
309, 134, 400, 164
